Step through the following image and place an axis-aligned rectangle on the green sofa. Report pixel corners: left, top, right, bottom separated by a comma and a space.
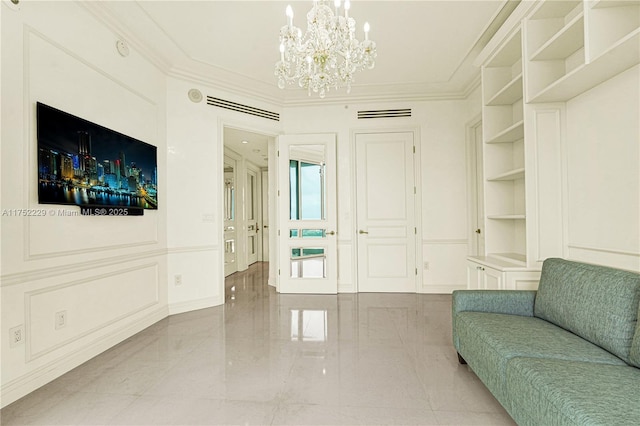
452, 258, 640, 426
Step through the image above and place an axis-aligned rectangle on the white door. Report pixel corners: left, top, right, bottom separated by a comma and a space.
224, 155, 238, 277
261, 169, 270, 261
355, 132, 417, 293
246, 166, 259, 265
277, 134, 337, 294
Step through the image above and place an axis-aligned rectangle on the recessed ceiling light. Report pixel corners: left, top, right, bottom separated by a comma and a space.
242, 140, 249, 144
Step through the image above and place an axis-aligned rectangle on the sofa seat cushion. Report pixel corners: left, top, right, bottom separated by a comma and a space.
455, 312, 626, 405
506, 358, 640, 426
534, 258, 640, 363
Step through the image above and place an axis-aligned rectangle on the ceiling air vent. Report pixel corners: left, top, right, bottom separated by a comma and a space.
357, 109, 412, 119
206, 96, 280, 121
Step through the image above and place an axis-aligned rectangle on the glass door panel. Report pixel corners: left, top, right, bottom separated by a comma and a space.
277, 134, 337, 294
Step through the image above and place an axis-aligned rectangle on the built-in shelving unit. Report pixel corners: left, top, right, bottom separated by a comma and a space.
481, 26, 528, 267
526, 1, 585, 101
526, 0, 640, 102
469, 0, 640, 289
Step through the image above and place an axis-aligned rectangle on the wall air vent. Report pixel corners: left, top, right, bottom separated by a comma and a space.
206, 96, 280, 121
357, 109, 412, 119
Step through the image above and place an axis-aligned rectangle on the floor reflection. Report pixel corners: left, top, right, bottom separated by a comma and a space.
1, 261, 515, 426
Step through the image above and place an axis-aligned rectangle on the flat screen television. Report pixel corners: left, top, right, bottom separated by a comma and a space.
37, 102, 158, 210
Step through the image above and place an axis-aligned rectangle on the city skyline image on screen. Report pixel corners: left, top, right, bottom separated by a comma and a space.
37, 102, 158, 210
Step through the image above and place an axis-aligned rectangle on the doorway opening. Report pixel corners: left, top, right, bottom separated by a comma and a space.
222, 127, 275, 279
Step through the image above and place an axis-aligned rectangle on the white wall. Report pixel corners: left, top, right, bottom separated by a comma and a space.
1, 1, 168, 407
281, 96, 480, 293
564, 65, 640, 271
164, 78, 282, 313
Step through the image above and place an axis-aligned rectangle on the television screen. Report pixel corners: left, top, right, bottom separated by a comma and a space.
37, 102, 158, 210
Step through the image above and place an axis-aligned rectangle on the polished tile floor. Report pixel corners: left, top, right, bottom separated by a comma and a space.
1, 262, 515, 425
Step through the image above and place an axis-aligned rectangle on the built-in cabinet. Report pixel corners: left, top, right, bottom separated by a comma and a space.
467, 257, 541, 290
468, 0, 640, 289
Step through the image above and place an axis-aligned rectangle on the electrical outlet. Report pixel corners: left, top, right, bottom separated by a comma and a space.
174, 274, 183, 286
9, 325, 24, 348
424, 262, 430, 270
55, 311, 67, 330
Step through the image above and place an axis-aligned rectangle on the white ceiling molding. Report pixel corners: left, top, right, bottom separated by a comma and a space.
80, 1, 518, 107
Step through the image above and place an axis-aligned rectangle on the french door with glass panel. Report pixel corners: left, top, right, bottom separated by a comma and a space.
277, 134, 337, 294
224, 155, 238, 277
246, 165, 259, 265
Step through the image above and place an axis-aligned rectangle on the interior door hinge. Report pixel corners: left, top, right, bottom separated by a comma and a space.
414, 227, 417, 234
413, 146, 416, 154
415, 267, 418, 275
414, 186, 416, 194
278, 190, 280, 196
277, 150, 280, 157
278, 230, 280, 236
278, 269, 281, 275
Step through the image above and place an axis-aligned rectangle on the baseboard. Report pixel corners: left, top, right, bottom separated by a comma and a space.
0, 306, 168, 409
168, 296, 223, 315
420, 284, 466, 294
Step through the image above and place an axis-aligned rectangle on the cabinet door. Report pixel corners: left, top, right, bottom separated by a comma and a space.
482, 267, 503, 290
467, 261, 482, 289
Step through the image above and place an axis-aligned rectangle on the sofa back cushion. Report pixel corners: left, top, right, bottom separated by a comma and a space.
630, 301, 640, 368
534, 258, 640, 363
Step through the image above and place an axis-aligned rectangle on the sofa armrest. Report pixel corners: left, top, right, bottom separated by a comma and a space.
452, 290, 537, 352
452, 290, 537, 317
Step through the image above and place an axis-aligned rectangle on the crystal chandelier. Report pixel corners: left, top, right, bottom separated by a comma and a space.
275, 0, 377, 98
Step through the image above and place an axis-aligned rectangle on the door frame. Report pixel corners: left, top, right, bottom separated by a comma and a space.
465, 114, 484, 256
351, 127, 423, 293
218, 119, 280, 300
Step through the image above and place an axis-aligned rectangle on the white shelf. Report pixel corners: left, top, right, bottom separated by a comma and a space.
591, 0, 640, 9
487, 214, 526, 220
486, 120, 525, 144
531, 0, 581, 20
530, 28, 640, 102
530, 13, 585, 61
468, 254, 531, 270
491, 253, 527, 266
487, 168, 525, 181
487, 29, 523, 67
486, 74, 524, 106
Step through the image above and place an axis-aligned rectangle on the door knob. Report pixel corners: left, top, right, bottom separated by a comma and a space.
327, 231, 336, 235
359, 230, 369, 234
475, 229, 481, 234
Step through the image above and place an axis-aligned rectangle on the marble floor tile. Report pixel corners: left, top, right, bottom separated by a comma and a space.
1, 262, 514, 425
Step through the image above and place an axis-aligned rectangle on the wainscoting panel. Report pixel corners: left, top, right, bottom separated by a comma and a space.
421, 240, 468, 293
567, 245, 640, 272
26, 263, 160, 360
167, 247, 223, 314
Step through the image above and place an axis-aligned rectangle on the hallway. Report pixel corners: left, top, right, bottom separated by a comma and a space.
1, 262, 514, 425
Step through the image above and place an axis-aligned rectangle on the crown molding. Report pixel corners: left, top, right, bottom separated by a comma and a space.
81, 0, 492, 108
79, 1, 173, 74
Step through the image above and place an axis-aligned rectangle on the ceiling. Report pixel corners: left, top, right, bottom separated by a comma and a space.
84, 1, 519, 166
86, 0, 518, 106
224, 127, 273, 167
